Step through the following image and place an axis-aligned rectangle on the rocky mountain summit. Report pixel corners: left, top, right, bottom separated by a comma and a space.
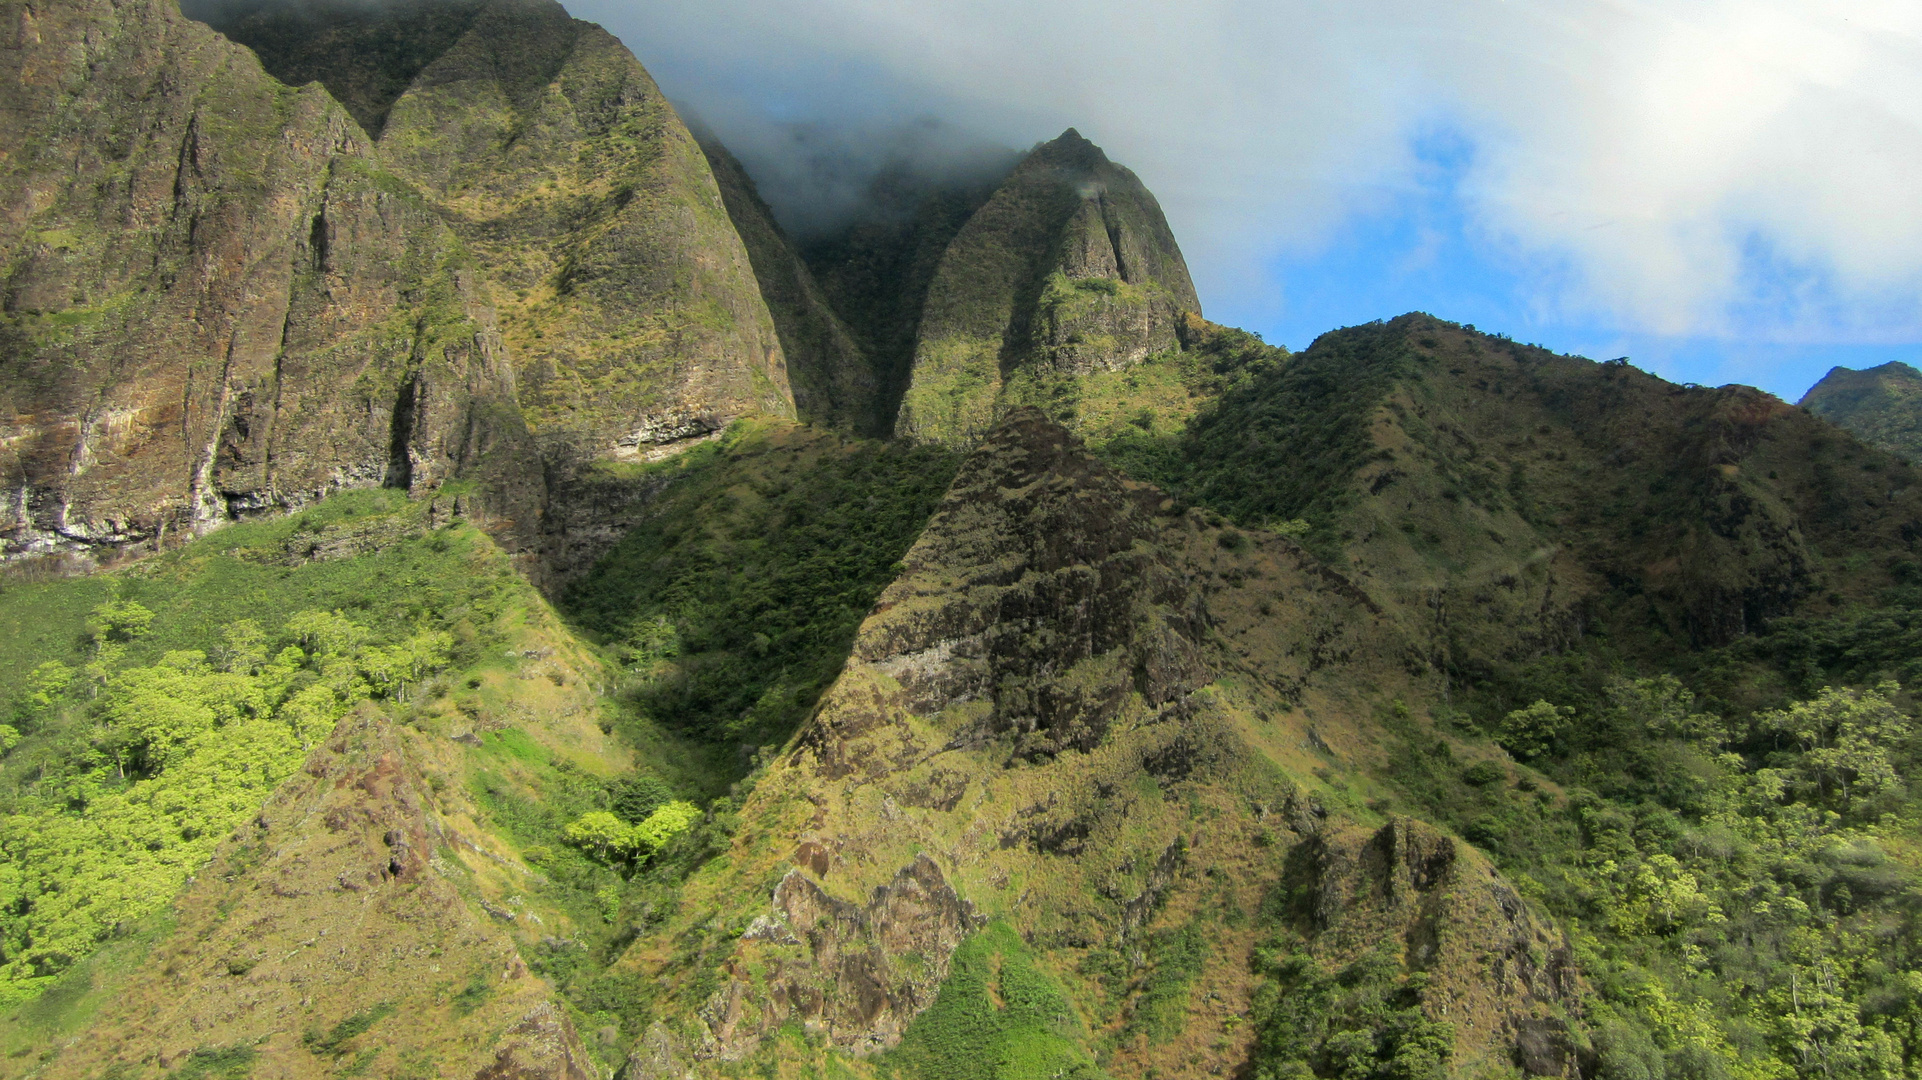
3, 3, 1921, 1080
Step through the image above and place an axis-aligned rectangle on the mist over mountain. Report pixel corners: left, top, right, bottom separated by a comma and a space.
683, 113, 1022, 241
3, 3, 1921, 1080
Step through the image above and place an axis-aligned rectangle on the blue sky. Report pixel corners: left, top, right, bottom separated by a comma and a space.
576, 0, 1922, 404
1215, 124, 1922, 401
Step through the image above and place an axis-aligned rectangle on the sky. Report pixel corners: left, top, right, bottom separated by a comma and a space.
567, 0, 1922, 402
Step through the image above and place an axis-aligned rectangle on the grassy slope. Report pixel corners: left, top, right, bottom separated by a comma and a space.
0, 492, 642, 1073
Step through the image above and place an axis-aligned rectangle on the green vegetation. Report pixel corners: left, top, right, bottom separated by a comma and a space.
882, 921, 1107, 1080
1800, 361, 1922, 464
1123, 920, 1211, 1045
1379, 673, 1922, 1080
304, 1002, 397, 1057
0, 492, 521, 1004
1247, 946, 1454, 1080
1132, 320, 1410, 559
562, 422, 957, 765
562, 800, 700, 863
1081, 319, 1290, 490
167, 1046, 257, 1080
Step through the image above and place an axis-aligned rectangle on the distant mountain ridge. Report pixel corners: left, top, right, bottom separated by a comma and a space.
1799, 360, 1922, 463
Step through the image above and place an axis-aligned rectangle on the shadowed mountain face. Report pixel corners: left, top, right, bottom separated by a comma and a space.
178, 0, 492, 137
1800, 360, 1922, 463
697, 136, 880, 435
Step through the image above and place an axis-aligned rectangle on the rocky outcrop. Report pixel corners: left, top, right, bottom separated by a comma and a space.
824, 407, 1210, 764
1302, 818, 1587, 1077
620, 410, 1507, 1077
710, 855, 985, 1054
897, 130, 1201, 445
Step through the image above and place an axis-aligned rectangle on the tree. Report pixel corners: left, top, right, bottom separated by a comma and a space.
564, 811, 638, 861
85, 601, 154, 646
1501, 700, 1573, 760
631, 800, 701, 856
1759, 684, 1910, 815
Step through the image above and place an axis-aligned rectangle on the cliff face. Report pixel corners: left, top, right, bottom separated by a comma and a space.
0, 0, 530, 559
698, 135, 877, 434
1800, 360, 1922, 464
204, 0, 793, 454
1, 0, 793, 565
897, 130, 1202, 446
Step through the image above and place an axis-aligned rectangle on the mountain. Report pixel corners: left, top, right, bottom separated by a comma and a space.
1154, 316, 1922, 684
1800, 360, 1922, 463
3, 3, 1921, 1080
192, 0, 793, 451
2, 0, 791, 568
897, 130, 1203, 446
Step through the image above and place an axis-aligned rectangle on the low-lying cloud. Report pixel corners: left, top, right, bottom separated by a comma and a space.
572, 0, 1922, 348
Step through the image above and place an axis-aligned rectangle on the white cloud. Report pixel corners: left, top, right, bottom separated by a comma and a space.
573, 0, 1922, 342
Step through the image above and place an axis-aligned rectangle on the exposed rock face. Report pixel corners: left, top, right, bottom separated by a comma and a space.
897, 130, 1201, 445
1800, 360, 1922, 464
830, 408, 1211, 763
36, 709, 591, 1080
1, 0, 793, 564
720, 855, 986, 1054
0, 0, 528, 558
474, 1002, 600, 1080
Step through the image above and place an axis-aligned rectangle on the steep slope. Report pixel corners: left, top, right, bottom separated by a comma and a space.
698, 137, 878, 433
1800, 360, 1922, 463
897, 130, 1202, 446
0, 0, 530, 560
365, 0, 794, 450
1158, 315, 1922, 688
2, 0, 801, 568
613, 410, 1585, 1079
0, 493, 664, 1078
793, 164, 1010, 434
